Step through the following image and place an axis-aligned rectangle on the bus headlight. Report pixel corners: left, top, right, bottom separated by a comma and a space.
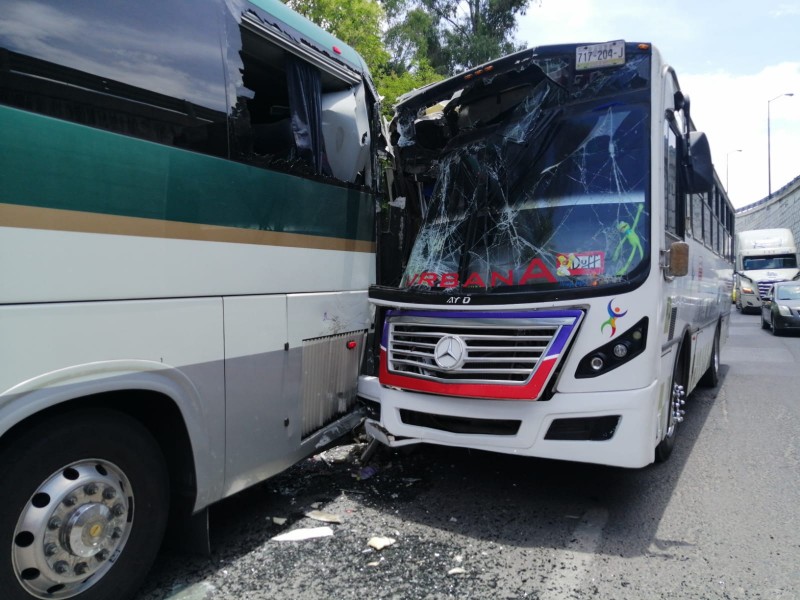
576, 318, 648, 378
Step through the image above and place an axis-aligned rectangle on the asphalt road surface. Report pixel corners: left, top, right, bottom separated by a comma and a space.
135, 309, 800, 600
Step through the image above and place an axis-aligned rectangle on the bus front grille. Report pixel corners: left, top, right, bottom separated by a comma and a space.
386, 315, 575, 385
757, 280, 785, 298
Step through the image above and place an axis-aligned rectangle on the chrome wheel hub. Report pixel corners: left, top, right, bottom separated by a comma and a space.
13, 460, 133, 599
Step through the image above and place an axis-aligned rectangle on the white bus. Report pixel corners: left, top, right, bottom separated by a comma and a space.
359, 41, 734, 469
0, 1, 378, 598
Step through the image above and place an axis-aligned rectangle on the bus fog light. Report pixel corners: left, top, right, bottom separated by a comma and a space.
590, 356, 604, 371
613, 343, 629, 358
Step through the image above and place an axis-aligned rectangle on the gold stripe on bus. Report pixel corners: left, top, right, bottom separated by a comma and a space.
0, 203, 376, 254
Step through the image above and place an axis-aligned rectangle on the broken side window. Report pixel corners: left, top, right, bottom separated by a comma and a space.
224, 0, 374, 188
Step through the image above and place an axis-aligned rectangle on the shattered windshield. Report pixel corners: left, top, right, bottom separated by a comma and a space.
394, 51, 651, 295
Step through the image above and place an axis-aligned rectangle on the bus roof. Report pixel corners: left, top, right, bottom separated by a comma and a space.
395, 41, 654, 112
247, 0, 367, 76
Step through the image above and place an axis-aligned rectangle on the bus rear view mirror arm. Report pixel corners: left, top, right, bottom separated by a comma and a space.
663, 241, 690, 278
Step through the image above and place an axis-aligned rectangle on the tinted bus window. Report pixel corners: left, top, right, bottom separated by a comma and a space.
0, 0, 228, 157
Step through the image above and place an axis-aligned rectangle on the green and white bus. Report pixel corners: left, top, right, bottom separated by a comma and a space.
360, 41, 734, 469
0, 1, 378, 598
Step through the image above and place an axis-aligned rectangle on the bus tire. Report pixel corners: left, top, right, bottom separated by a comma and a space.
656, 348, 685, 463
0, 409, 169, 600
698, 325, 720, 388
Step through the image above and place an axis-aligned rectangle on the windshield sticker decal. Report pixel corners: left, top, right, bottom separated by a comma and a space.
612, 203, 645, 275
601, 298, 627, 336
555, 251, 605, 276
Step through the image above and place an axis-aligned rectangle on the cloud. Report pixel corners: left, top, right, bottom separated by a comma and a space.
516, 3, 799, 208
682, 63, 800, 207
771, 4, 800, 17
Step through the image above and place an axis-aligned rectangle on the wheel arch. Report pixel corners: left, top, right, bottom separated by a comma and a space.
0, 364, 216, 528
0, 388, 197, 518
0, 360, 225, 511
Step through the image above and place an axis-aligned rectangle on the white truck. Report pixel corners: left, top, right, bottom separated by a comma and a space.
735, 228, 799, 312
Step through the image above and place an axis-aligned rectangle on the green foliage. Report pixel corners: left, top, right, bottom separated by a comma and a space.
374, 59, 443, 118
383, 0, 532, 75
285, 0, 389, 69
282, 0, 531, 117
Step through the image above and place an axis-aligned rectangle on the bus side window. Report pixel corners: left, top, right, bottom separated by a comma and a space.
664, 122, 684, 239
0, 0, 228, 159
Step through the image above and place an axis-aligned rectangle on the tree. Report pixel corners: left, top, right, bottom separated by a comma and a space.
383, 0, 533, 76
284, 0, 443, 117
285, 0, 389, 70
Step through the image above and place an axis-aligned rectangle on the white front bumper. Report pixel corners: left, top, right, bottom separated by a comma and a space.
358, 375, 661, 468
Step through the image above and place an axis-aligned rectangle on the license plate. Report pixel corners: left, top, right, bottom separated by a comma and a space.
575, 40, 625, 71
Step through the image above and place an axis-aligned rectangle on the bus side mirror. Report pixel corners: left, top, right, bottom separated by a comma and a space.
668, 241, 689, 277
685, 131, 714, 194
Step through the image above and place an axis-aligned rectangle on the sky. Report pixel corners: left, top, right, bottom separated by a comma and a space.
515, 0, 800, 208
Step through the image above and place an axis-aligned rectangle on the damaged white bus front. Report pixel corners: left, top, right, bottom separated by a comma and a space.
358, 42, 729, 468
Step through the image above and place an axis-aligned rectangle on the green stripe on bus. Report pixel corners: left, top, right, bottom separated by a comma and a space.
0, 106, 374, 243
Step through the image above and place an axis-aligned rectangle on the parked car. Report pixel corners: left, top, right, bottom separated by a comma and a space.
761, 281, 800, 335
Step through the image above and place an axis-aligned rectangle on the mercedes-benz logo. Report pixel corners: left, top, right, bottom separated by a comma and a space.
433, 335, 466, 370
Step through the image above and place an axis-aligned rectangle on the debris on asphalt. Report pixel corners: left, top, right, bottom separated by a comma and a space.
447, 567, 466, 576
271, 517, 287, 525
367, 536, 396, 551
164, 581, 218, 599
272, 527, 334, 542
355, 465, 378, 480
316, 443, 365, 465
305, 510, 343, 524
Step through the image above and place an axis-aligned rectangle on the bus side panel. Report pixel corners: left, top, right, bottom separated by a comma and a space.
222, 290, 372, 497
0, 105, 375, 304
222, 294, 292, 497
0, 297, 227, 506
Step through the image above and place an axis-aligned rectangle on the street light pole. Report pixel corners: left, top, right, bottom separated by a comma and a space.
767, 93, 794, 197
726, 149, 741, 193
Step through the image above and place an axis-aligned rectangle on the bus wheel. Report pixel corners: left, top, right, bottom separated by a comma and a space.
0, 410, 169, 600
656, 351, 685, 462
698, 326, 720, 388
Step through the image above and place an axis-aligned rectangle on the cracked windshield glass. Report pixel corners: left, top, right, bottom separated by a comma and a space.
392, 51, 651, 295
